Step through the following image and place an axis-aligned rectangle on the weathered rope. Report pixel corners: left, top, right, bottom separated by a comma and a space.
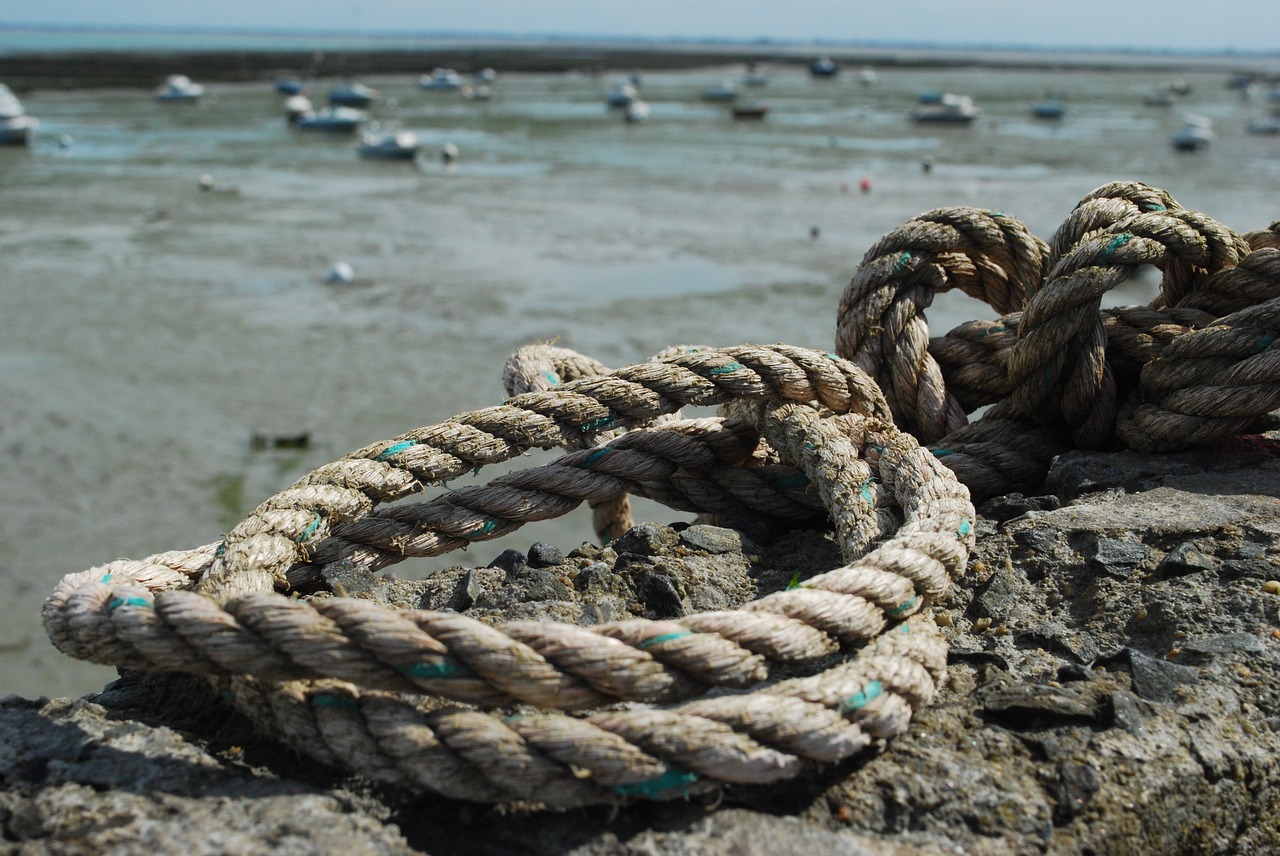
41, 180, 1280, 808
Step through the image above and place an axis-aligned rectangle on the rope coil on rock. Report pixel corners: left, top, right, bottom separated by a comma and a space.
42, 180, 1280, 807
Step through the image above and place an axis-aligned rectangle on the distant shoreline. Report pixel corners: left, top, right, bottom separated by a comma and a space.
2, 35, 1277, 91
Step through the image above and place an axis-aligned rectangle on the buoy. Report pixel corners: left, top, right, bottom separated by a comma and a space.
325, 261, 355, 283
198, 173, 214, 191
859, 177, 872, 193
58, 134, 73, 149
809, 226, 821, 240
922, 155, 935, 174
441, 142, 459, 163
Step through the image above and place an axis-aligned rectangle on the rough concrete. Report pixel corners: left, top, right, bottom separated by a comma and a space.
6, 440, 1280, 854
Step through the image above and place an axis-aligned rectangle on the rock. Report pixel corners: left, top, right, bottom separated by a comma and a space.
10, 448, 1280, 854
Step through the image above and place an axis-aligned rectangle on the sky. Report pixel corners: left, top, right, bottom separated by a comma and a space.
1, 1, 1278, 54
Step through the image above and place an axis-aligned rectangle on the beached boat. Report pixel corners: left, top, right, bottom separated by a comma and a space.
624, 100, 651, 124
1031, 100, 1066, 119
911, 93, 978, 124
328, 82, 378, 107
700, 82, 738, 103
419, 68, 462, 91
605, 82, 638, 108
1171, 115, 1214, 151
1246, 115, 1280, 135
858, 65, 877, 86
295, 106, 366, 133
275, 77, 304, 95
731, 101, 769, 120
810, 56, 839, 78
283, 94, 313, 123
0, 84, 38, 145
473, 67, 498, 84
357, 130, 421, 160
155, 75, 204, 103
742, 62, 767, 88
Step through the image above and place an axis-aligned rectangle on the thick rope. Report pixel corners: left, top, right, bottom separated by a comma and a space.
41, 180, 1280, 808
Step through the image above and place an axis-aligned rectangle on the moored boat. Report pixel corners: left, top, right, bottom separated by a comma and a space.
911, 93, 978, 124
328, 81, 378, 107
155, 74, 204, 103
1171, 115, 1214, 151
419, 68, 462, 91
810, 56, 839, 78
0, 83, 38, 145
357, 129, 421, 160
731, 101, 769, 120
295, 106, 366, 133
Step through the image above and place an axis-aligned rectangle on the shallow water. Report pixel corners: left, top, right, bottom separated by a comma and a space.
2, 58, 1278, 697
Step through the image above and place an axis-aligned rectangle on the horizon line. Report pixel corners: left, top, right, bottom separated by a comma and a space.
3, 21, 1278, 58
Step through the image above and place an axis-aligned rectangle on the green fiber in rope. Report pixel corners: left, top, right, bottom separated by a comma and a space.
708, 362, 744, 375
978, 325, 1007, 337
1143, 203, 1166, 211
466, 519, 499, 538
100, 573, 113, 584
1253, 334, 1276, 354
107, 595, 153, 612
892, 250, 913, 274
395, 658, 475, 680
310, 693, 360, 710
957, 519, 973, 539
1101, 232, 1134, 259
931, 448, 952, 457
613, 767, 699, 799
843, 679, 884, 712
771, 473, 811, 488
542, 371, 560, 386
786, 571, 806, 591
376, 441, 416, 461
580, 448, 611, 468
858, 477, 876, 504
637, 631, 693, 649
886, 596, 917, 616
580, 415, 622, 433
296, 514, 323, 544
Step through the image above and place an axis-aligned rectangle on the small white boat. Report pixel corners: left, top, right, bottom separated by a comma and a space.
357, 129, 421, 160
624, 100, 651, 124
1171, 115, 1214, 151
328, 81, 378, 107
473, 67, 498, 84
155, 74, 204, 103
283, 94, 313, 123
911, 93, 978, 124
742, 62, 767, 87
605, 82, 637, 108
419, 68, 462, 91
295, 106, 366, 133
0, 83, 38, 145
858, 65, 877, 86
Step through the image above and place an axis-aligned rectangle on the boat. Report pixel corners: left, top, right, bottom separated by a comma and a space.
473, 67, 498, 84
275, 77, 305, 95
858, 65, 877, 86
1030, 100, 1066, 119
742, 62, 767, 87
328, 81, 378, 107
295, 106, 366, 133
605, 82, 637, 108
1171, 115, 1214, 151
731, 101, 769, 120
419, 68, 462, 92
357, 130, 421, 160
155, 74, 204, 103
1246, 116, 1280, 135
809, 56, 839, 78
624, 100, 651, 124
911, 93, 978, 124
700, 81, 738, 103
0, 84, 38, 145
283, 94, 313, 123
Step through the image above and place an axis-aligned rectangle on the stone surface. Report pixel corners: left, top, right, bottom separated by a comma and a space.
7, 444, 1280, 854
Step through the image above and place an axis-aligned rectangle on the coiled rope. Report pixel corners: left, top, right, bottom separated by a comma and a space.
42, 181, 1280, 808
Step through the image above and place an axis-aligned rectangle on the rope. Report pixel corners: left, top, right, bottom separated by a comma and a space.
40, 180, 1280, 809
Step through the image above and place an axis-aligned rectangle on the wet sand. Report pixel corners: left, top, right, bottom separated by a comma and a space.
3, 55, 1278, 698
